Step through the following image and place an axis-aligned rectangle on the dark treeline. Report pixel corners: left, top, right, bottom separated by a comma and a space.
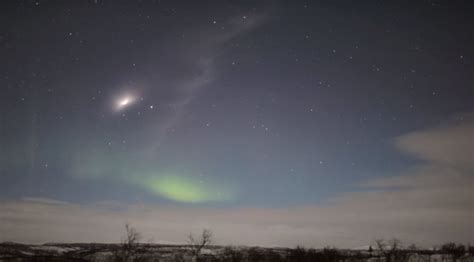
1, 226, 473, 262
1, 241, 473, 262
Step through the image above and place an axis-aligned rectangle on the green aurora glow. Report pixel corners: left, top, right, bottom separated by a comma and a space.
136, 175, 235, 203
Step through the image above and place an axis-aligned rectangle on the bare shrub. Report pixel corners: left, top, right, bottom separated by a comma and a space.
321, 247, 341, 262
220, 246, 244, 262
441, 243, 466, 262
247, 247, 265, 262
263, 249, 284, 262
286, 246, 322, 262
468, 245, 474, 256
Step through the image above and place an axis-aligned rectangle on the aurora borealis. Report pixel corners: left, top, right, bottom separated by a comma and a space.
1, 0, 473, 247
139, 175, 234, 203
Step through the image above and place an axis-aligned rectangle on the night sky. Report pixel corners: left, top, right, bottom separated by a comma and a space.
1, 1, 473, 247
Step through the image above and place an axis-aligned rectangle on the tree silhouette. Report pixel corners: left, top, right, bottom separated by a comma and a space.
187, 228, 213, 261
113, 223, 142, 262
441, 243, 466, 262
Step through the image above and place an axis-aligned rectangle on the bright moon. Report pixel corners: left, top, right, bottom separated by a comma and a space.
115, 95, 136, 111
119, 98, 130, 107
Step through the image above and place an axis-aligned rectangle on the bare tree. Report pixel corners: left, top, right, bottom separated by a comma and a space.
375, 238, 410, 262
113, 223, 142, 262
375, 238, 387, 261
123, 223, 142, 250
375, 239, 383, 248
187, 228, 213, 260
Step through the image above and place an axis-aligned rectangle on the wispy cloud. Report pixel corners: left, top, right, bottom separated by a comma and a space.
394, 116, 474, 172
151, 12, 269, 146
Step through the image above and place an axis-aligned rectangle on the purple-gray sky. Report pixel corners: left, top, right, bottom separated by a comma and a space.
0, 0, 473, 248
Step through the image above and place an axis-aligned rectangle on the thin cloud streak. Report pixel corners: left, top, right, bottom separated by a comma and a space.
151, 13, 269, 147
